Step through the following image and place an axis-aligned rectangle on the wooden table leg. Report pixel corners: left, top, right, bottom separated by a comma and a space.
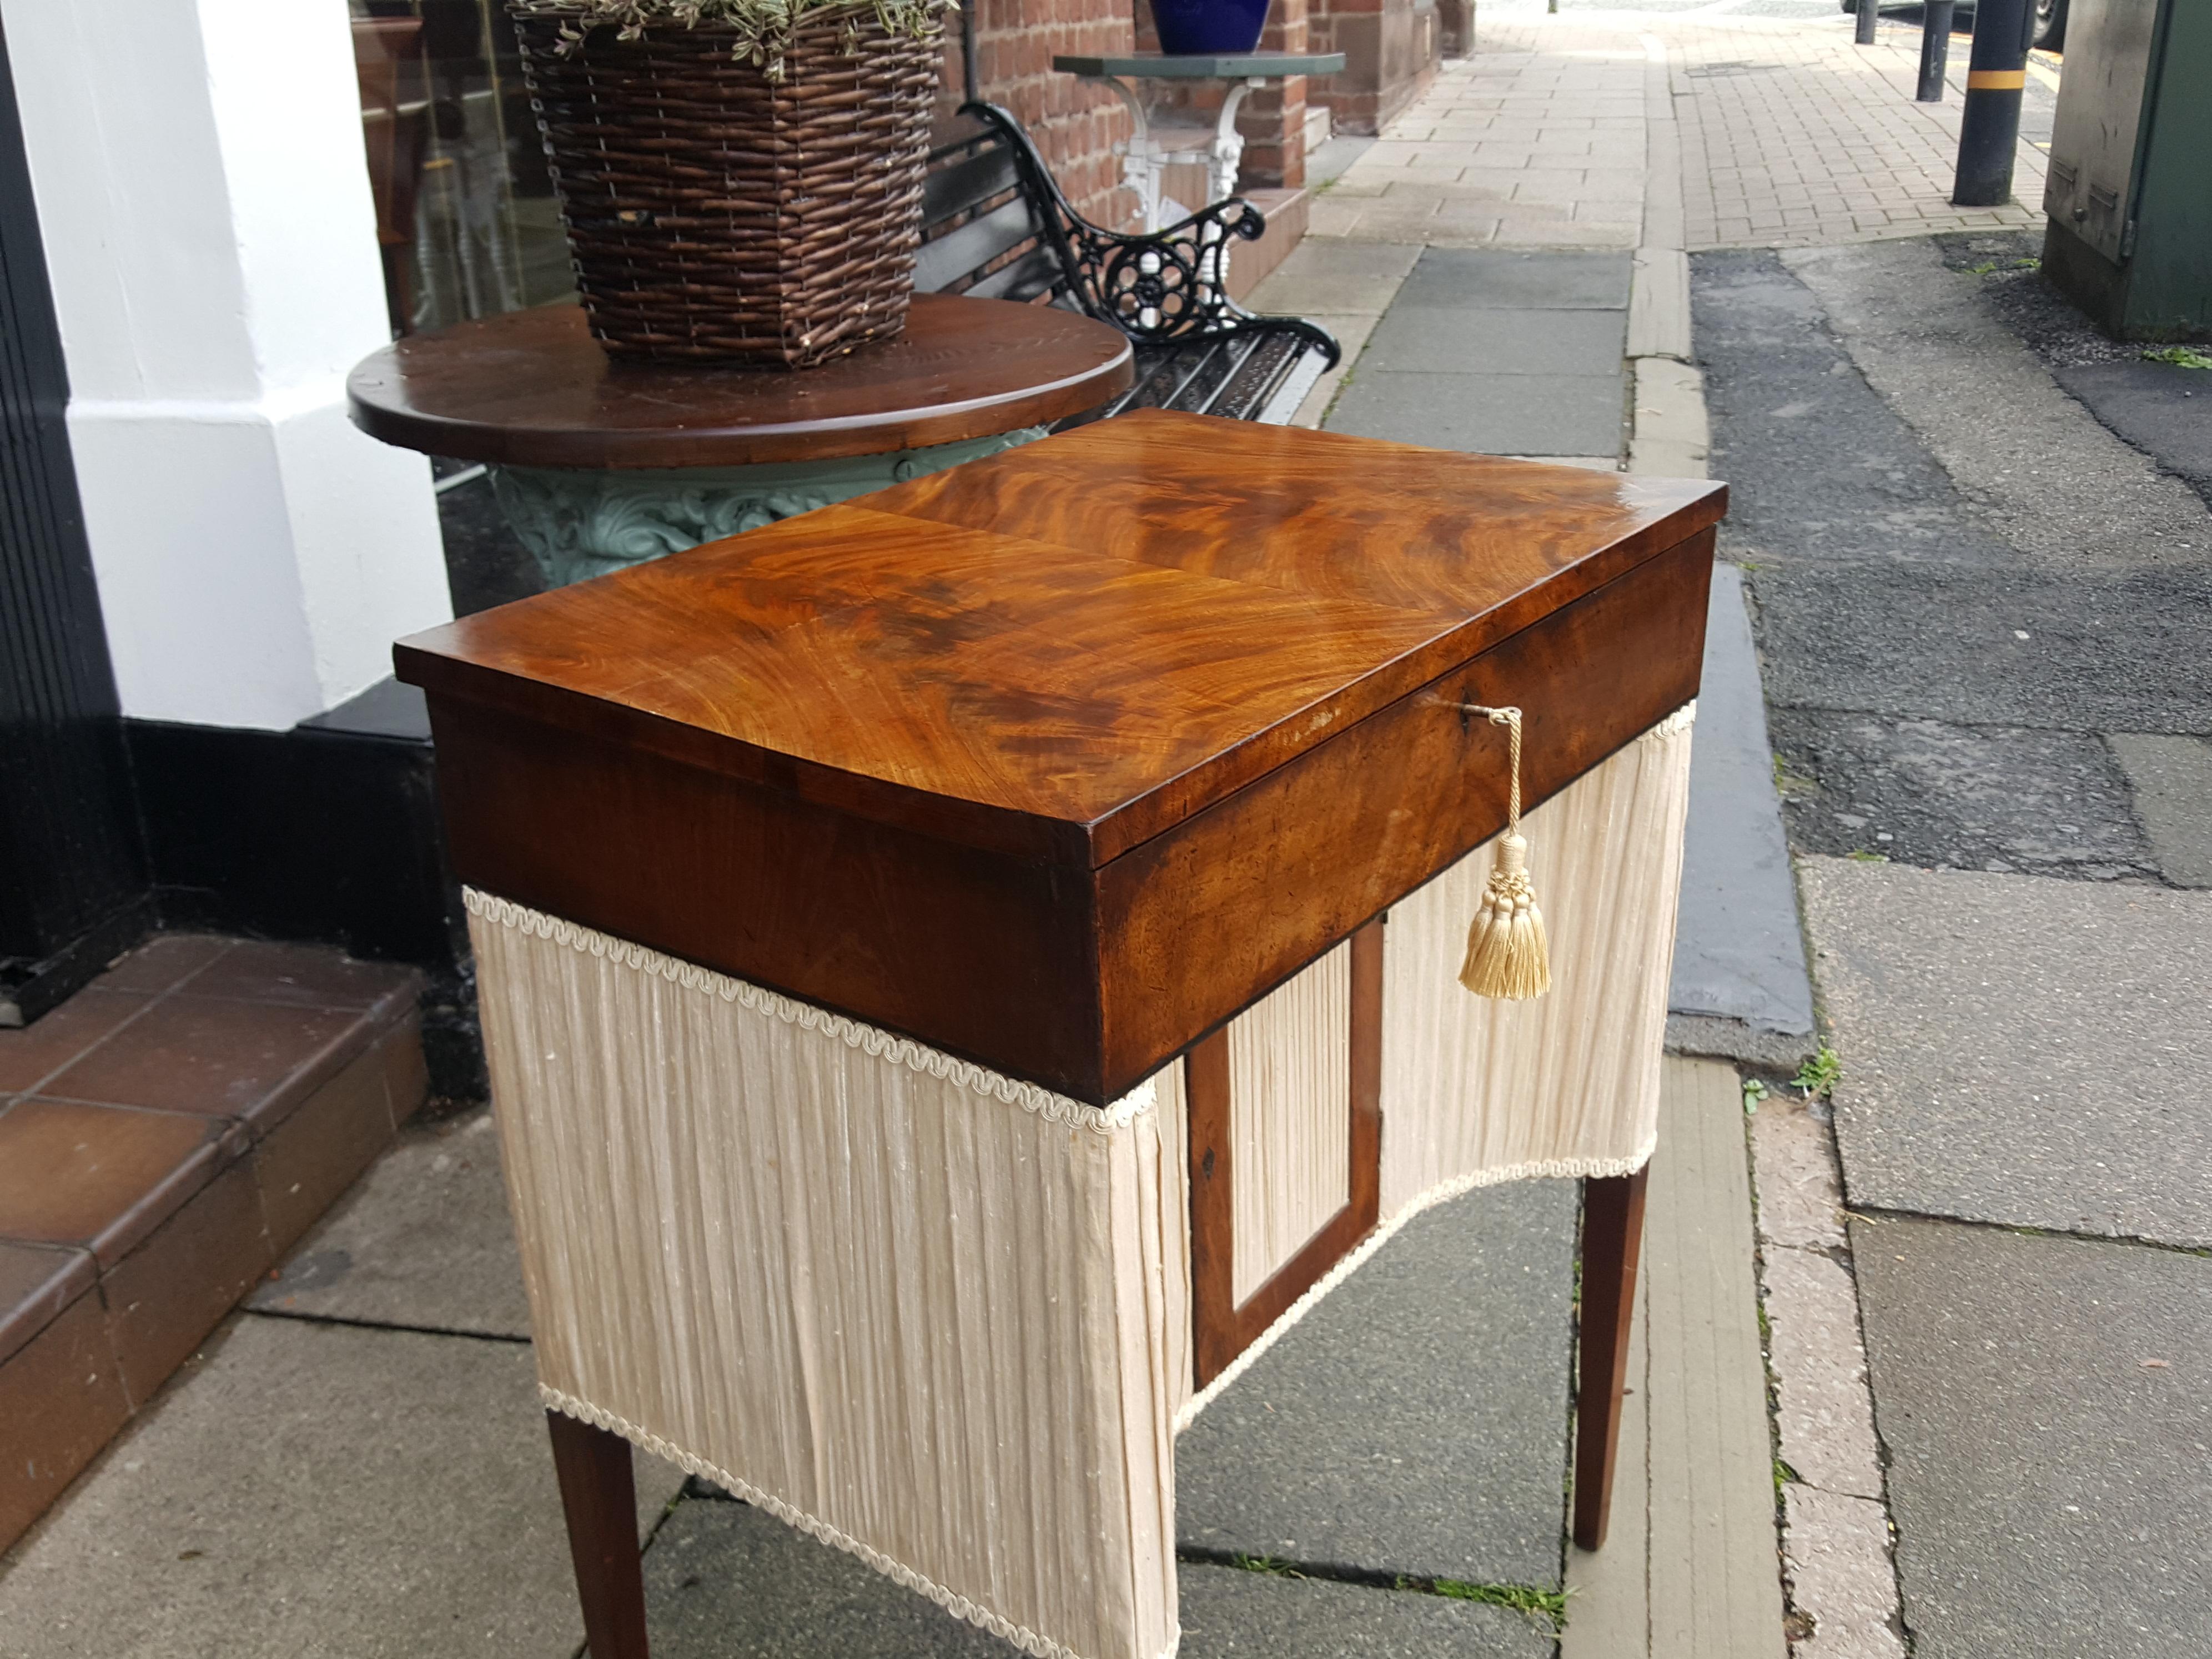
546, 1409, 651, 1658
1572, 1168, 1648, 1551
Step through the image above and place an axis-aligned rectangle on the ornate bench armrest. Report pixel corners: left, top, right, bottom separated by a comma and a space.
959, 101, 1337, 365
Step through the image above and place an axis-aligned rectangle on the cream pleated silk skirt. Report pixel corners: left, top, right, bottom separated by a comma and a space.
466, 702, 1695, 1659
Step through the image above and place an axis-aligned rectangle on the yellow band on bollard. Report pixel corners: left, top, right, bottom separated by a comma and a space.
1965, 69, 2027, 89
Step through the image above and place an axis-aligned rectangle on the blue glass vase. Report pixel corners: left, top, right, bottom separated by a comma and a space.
1149, 0, 1270, 55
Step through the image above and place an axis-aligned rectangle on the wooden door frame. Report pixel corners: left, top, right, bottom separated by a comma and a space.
1185, 918, 1384, 1390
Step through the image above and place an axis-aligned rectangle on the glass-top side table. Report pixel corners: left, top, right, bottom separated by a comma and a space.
1052, 51, 1346, 235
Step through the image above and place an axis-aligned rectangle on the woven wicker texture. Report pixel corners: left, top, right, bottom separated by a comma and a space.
512, 11, 941, 368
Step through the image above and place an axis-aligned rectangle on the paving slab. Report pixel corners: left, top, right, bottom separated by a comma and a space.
1759, 1248, 1882, 1500
1779, 1485, 1905, 1659
1356, 304, 1627, 377
1626, 358, 1708, 478
1749, 1098, 1846, 1255
1643, 1057, 1788, 1659
1667, 564, 1816, 1053
1559, 1265, 1646, 1659
644, 1496, 1007, 1658
1801, 857, 2212, 1247
1245, 238, 1422, 316
1176, 1180, 1576, 1588
1852, 1215, 2212, 1659
1628, 248, 1692, 361
1179, 1562, 1556, 1658
643, 1500, 1554, 1657
0, 1313, 682, 1659
1391, 248, 1632, 309
1767, 710, 2157, 881
1746, 560, 2212, 737
2107, 733, 2212, 887
247, 1105, 530, 1338
1286, 314, 1382, 430
1328, 370, 1626, 456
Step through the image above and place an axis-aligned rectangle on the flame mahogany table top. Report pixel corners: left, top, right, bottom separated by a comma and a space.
345, 294, 1135, 470
398, 411, 1725, 1102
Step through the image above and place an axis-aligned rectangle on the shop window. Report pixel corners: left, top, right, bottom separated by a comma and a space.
351, 1, 575, 335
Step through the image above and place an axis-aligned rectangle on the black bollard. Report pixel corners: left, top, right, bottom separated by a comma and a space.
1917, 0, 1956, 100
1854, 0, 1878, 46
1952, 0, 2034, 205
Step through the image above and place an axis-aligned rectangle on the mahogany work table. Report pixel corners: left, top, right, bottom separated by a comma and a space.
396, 410, 1725, 1659
348, 292, 1134, 587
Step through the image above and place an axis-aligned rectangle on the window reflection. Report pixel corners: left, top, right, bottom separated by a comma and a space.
350, 0, 576, 335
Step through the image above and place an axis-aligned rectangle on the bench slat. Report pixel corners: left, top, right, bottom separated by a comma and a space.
965, 248, 1064, 304
914, 195, 1043, 295
923, 147, 1024, 233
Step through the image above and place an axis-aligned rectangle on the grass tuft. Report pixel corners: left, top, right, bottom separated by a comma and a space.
2143, 345, 2212, 370
1792, 1044, 1842, 1101
1395, 1577, 1569, 1630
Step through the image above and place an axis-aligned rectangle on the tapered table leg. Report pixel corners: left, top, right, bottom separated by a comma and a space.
1572, 1168, 1648, 1551
546, 1410, 651, 1658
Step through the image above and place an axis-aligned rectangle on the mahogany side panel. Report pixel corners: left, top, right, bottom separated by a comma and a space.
1187, 919, 1384, 1390
1102, 528, 1714, 1101
429, 701, 1106, 1098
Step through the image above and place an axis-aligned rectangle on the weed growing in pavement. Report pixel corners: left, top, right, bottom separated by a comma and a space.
2143, 345, 2212, 370
1793, 1045, 1842, 1101
1964, 257, 2041, 275
1742, 1076, 1769, 1115
1228, 1554, 1301, 1577
1846, 848, 1888, 863
1407, 1578, 1569, 1629
1773, 1456, 1801, 1496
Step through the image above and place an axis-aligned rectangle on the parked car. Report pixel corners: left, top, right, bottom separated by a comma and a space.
1840, 0, 2067, 50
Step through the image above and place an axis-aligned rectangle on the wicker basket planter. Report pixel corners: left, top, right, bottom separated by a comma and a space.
511, 7, 942, 368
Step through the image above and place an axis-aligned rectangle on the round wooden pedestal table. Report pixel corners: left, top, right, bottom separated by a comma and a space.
346, 294, 1135, 587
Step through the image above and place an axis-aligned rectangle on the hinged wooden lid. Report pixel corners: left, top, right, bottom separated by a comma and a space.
396, 410, 1725, 872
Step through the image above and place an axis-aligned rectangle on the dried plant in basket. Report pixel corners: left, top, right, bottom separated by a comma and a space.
512, 0, 955, 79
509, 0, 959, 367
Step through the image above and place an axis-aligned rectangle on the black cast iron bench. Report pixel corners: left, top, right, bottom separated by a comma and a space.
917, 103, 1340, 427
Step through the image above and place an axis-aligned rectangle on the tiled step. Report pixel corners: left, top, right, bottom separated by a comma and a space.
0, 935, 426, 1552
1225, 187, 1311, 303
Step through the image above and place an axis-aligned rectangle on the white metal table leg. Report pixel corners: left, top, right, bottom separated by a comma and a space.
1096, 74, 1165, 232
1209, 78, 1261, 206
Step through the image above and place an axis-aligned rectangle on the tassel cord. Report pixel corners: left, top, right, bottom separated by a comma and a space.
1444, 701, 1553, 1002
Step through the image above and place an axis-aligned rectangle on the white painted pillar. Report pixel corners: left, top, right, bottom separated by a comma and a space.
0, 0, 451, 731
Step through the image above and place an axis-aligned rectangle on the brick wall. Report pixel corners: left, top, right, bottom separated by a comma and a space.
1241, 0, 1312, 190
936, 0, 1140, 228
1308, 0, 1439, 134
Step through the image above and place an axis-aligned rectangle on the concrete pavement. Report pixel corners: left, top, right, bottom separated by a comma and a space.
1696, 215, 2212, 1658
